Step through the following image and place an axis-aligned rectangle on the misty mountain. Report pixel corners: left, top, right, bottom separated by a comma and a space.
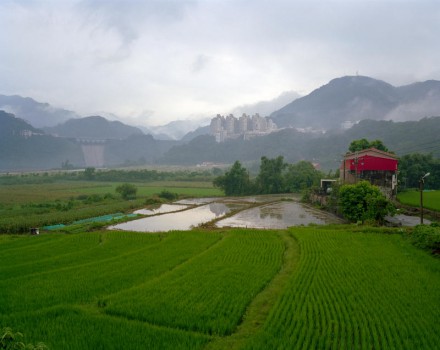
0, 111, 84, 171
148, 119, 211, 140
230, 90, 301, 117
270, 76, 440, 130
44, 116, 144, 140
0, 111, 181, 171
181, 125, 210, 142
0, 95, 79, 128
104, 134, 178, 166
158, 117, 440, 169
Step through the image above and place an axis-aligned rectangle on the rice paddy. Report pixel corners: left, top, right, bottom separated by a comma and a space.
1, 226, 439, 349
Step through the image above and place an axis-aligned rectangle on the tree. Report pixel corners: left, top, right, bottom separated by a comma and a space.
284, 161, 322, 192
338, 181, 395, 224
213, 161, 252, 196
348, 139, 389, 153
116, 183, 138, 200
256, 156, 287, 194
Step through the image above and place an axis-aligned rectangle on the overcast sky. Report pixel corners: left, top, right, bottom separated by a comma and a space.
1, 0, 439, 126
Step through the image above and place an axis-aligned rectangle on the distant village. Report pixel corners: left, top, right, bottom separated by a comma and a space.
210, 113, 278, 142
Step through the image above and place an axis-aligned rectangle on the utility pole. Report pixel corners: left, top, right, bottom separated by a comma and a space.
419, 172, 430, 224
354, 152, 359, 184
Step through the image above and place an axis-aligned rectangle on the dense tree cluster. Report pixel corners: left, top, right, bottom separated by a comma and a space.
398, 153, 440, 190
213, 156, 323, 196
348, 139, 389, 153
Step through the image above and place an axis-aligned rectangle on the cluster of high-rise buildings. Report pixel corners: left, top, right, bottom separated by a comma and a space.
210, 113, 277, 142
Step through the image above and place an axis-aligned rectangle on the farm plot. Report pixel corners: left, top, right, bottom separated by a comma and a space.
0, 229, 287, 349
243, 227, 440, 349
1, 227, 439, 349
0, 231, 222, 315
104, 230, 285, 335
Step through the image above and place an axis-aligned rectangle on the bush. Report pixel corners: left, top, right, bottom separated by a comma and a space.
338, 181, 395, 224
409, 225, 440, 253
115, 183, 137, 200
158, 190, 178, 201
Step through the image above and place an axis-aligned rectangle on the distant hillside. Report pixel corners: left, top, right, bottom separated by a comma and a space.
270, 76, 440, 130
230, 90, 301, 117
0, 95, 79, 128
158, 117, 440, 169
0, 111, 180, 170
0, 111, 84, 171
149, 119, 211, 140
44, 116, 144, 139
104, 134, 178, 166
181, 125, 210, 142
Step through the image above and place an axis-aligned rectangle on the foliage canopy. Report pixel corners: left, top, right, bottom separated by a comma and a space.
213, 157, 324, 196
213, 161, 252, 196
338, 181, 395, 223
348, 138, 389, 152
115, 183, 138, 200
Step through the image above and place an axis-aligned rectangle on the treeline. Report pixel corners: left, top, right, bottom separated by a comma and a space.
213, 156, 324, 196
398, 153, 440, 190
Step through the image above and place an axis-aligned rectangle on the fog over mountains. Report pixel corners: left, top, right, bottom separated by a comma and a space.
0, 95, 79, 128
270, 76, 440, 131
1, 75, 440, 171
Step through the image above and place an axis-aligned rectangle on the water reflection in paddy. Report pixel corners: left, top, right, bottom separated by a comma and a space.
216, 201, 340, 229
133, 204, 188, 216
174, 198, 220, 205
110, 203, 233, 232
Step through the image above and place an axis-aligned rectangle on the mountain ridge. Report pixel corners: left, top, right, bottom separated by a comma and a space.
270, 76, 440, 130
43, 116, 144, 140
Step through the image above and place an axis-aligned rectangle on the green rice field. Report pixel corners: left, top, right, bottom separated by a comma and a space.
1, 226, 439, 349
398, 190, 440, 211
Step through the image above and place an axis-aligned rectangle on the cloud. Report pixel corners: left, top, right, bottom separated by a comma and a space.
1, 0, 440, 126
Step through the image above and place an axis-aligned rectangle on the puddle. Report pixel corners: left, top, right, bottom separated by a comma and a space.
110, 203, 233, 232
385, 214, 431, 227
133, 204, 188, 216
216, 201, 341, 229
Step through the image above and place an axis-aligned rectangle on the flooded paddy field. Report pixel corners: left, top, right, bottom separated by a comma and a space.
110, 194, 342, 232
110, 203, 238, 232
133, 204, 188, 215
216, 201, 342, 229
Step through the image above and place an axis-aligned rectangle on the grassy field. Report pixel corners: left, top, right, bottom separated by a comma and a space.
397, 190, 440, 211
1, 226, 439, 349
0, 181, 222, 206
0, 180, 222, 233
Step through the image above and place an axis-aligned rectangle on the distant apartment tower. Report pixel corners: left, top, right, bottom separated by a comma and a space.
210, 113, 278, 142
210, 114, 224, 134
225, 114, 237, 134
239, 113, 250, 133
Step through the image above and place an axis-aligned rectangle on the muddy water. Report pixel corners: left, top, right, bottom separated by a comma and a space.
216, 201, 342, 229
110, 203, 233, 232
